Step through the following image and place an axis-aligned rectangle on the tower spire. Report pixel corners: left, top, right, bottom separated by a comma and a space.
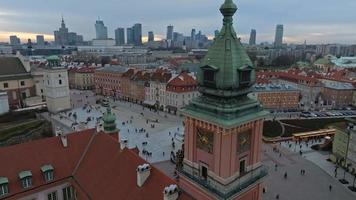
220, 0, 237, 22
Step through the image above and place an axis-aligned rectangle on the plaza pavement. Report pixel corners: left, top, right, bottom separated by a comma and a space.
49, 93, 184, 163
262, 142, 356, 200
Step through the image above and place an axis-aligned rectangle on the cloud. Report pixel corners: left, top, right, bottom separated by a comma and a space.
0, 0, 355, 44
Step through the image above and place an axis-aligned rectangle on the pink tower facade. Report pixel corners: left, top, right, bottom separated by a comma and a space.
177, 1, 269, 199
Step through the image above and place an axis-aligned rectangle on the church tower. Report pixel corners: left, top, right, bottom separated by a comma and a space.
178, 1, 269, 199
44, 55, 71, 113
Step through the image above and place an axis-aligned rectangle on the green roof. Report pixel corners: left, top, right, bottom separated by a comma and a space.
41, 164, 54, 173
180, 0, 269, 127
197, 0, 254, 92
103, 107, 117, 133
314, 58, 331, 65
18, 170, 32, 179
0, 177, 8, 185
46, 55, 60, 61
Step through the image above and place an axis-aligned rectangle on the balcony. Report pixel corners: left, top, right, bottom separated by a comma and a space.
178, 165, 268, 199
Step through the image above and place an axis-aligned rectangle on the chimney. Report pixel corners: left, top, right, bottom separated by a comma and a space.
60, 135, 68, 148
55, 127, 63, 136
136, 164, 151, 187
163, 184, 179, 200
96, 122, 104, 133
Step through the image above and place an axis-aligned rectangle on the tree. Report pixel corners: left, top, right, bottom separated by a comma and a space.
272, 55, 295, 67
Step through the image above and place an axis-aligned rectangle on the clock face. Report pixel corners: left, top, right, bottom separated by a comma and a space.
238, 130, 251, 153
196, 128, 214, 154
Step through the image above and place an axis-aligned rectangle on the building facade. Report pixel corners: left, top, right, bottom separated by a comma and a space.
94, 65, 128, 97
43, 56, 71, 113
251, 84, 300, 111
321, 80, 354, 109
0, 56, 36, 109
178, 1, 268, 199
95, 20, 108, 40
115, 28, 125, 45
145, 69, 172, 110
166, 71, 199, 114
249, 29, 256, 45
274, 24, 284, 48
68, 67, 95, 90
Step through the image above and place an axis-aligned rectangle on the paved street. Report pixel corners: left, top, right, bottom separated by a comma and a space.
262, 143, 356, 200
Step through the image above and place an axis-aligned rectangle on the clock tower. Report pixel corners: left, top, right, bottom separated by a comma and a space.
178, 1, 269, 200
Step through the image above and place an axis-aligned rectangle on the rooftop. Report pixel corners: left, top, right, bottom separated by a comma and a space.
253, 83, 299, 92
0, 129, 191, 200
96, 65, 129, 74
321, 79, 354, 90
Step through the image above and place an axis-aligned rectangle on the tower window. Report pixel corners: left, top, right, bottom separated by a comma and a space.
59, 80, 62, 85
204, 70, 215, 83
239, 70, 251, 85
3, 83, 8, 88
20, 81, 25, 86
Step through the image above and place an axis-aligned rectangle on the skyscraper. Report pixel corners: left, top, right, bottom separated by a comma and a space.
95, 19, 108, 40
148, 31, 154, 42
274, 24, 284, 48
115, 28, 125, 45
9, 35, 21, 46
54, 17, 69, 46
178, 1, 268, 200
36, 35, 45, 46
133, 23, 142, 46
249, 29, 256, 45
166, 25, 174, 40
54, 17, 82, 46
191, 29, 196, 41
126, 27, 134, 44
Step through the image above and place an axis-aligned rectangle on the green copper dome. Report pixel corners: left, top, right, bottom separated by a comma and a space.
47, 55, 61, 67
103, 107, 117, 133
198, 0, 255, 98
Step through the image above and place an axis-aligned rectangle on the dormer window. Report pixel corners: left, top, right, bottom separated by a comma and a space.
18, 171, 32, 189
239, 68, 252, 86
41, 164, 54, 182
0, 177, 9, 196
202, 65, 218, 87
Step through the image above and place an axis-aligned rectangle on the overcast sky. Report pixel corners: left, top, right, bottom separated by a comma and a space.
0, 0, 356, 44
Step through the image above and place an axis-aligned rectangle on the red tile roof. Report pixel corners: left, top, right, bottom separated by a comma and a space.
167, 71, 197, 87
0, 129, 192, 200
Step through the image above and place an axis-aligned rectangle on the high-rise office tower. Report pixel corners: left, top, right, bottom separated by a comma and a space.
115, 28, 125, 45
126, 28, 134, 44
148, 31, 154, 42
249, 29, 256, 45
95, 19, 108, 40
9, 35, 21, 45
166, 25, 174, 40
133, 23, 142, 46
191, 29, 196, 41
274, 24, 284, 48
36, 35, 45, 46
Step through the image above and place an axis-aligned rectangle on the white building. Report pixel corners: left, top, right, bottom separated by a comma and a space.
0, 91, 9, 115
145, 69, 172, 110
165, 71, 199, 114
43, 56, 71, 113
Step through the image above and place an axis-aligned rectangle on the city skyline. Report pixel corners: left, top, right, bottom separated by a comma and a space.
0, 0, 356, 44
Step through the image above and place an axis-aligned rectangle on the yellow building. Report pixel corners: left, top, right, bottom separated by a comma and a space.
68, 67, 95, 90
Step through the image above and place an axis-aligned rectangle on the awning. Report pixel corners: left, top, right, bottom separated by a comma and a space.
143, 100, 156, 106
